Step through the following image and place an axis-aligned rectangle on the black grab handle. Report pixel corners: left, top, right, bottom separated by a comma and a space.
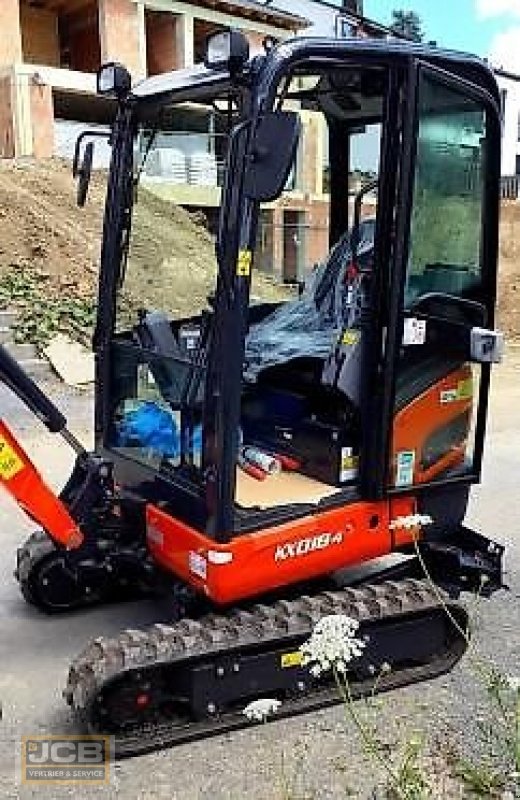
0, 343, 66, 433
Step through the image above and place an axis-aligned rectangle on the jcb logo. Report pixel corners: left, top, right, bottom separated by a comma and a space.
21, 735, 111, 784
27, 740, 103, 763
274, 532, 343, 562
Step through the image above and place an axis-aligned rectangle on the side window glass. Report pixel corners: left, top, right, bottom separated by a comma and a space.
405, 74, 486, 307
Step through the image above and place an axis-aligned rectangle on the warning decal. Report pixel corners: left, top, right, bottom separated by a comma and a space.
236, 249, 252, 277
281, 651, 303, 668
0, 435, 24, 480
395, 450, 415, 487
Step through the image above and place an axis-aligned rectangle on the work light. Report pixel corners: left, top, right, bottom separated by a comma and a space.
96, 62, 131, 99
204, 30, 250, 74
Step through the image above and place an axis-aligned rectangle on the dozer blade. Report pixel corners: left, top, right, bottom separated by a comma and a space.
64, 578, 468, 758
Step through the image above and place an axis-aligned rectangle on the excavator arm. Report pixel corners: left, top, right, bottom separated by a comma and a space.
0, 343, 83, 549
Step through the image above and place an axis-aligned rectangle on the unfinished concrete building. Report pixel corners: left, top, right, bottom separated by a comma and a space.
0, 0, 382, 281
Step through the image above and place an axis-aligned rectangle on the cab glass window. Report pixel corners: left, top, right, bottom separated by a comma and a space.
405, 74, 486, 307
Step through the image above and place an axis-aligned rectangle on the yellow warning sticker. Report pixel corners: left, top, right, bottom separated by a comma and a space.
457, 377, 473, 400
236, 249, 252, 277
281, 651, 303, 669
341, 329, 360, 346
341, 452, 359, 471
0, 436, 24, 480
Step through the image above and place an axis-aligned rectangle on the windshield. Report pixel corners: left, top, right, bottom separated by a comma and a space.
116, 108, 224, 330
116, 104, 292, 332
109, 97, 294, 474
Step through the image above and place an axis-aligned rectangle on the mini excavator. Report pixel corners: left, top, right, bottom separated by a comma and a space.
0, 33, 506, 756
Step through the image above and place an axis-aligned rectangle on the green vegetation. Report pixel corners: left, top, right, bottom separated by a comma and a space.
0, 267, 97, 347
390, 9, 424, 42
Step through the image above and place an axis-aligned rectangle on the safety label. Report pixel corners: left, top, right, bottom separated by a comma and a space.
402, 317, 426, 346
440, 388, 458, 405
0, 435, 24, 480
281, 651, 303, 668
236, 249, 252, 277
341, 329, 360, 347
440, 377, 474, 405
395, 450, 415, 487
340, 447, 359, 483
457, 377, 473, 399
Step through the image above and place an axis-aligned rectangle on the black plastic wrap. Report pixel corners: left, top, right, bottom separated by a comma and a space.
244, 218, 375, 382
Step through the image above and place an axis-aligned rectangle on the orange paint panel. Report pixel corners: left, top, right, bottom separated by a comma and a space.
389, 496, 419, 547
146, 496, 417, 605
0, 420, 82, 549
392, 365, 473, 486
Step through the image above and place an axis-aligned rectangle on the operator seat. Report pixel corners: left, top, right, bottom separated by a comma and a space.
135, 311, 187, 407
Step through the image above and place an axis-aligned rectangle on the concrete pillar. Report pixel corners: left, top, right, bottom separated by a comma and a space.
137, 3, 146, 79
314, 116, 325, 196
301, 114, 321, 196
13, 74, 33, 157
0, 0, 22, 67
29, 78, 54, 158
272, 206, 285, 280
0, 70, 54, 159
98, 0, 145, 79
174, 13, 194, 69
0, 76, 16, 158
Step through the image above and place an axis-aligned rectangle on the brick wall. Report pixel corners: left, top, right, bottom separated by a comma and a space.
20, 5, 60, 67
0, 0, 22, 67
98, 0, 143, 77
146, 10, 176, 75
62, 7, 101, 73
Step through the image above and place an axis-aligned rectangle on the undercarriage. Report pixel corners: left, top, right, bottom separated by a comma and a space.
15, 506, 503, 755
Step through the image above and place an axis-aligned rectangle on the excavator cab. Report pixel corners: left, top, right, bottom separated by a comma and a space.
89, 35, 503, 560
1, 33, 507, 754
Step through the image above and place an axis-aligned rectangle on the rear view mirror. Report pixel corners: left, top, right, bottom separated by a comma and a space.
243, 111, 301, 202
72, 128, 111, 208
76, 142, 94, 208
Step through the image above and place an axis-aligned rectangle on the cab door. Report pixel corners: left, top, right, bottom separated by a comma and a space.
386, 62, 502, 492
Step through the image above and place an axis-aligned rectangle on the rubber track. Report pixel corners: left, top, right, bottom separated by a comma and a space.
15, 530, 56, 606
64, 578, 468, 757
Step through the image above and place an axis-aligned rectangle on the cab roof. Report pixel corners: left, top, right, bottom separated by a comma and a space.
131, 36, 499, 110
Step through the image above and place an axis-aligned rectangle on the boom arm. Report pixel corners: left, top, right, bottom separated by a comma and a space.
0, 344, 84, 549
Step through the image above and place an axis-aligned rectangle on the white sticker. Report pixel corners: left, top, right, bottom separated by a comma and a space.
390, 514, 433, 530
395, 450, 415, 487
339, 446, 358, 483
189, 551, 207, 580
403, 318, 426, 346
440, 388, 458, 405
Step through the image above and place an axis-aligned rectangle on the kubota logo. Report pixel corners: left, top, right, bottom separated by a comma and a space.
274, 532, 344, 562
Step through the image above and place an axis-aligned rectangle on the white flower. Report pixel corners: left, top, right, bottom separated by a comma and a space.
300, 614, 366, 678
389, 514, 433, 530
242, 698, 282, 722
506, 676, 520, 692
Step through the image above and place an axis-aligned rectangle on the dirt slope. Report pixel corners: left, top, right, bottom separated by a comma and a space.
0, 158, 518, 344
0, 159, 224, 344
0, 158, 285, 345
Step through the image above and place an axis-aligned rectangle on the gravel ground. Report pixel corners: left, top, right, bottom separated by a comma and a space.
0, 354, 519, 799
